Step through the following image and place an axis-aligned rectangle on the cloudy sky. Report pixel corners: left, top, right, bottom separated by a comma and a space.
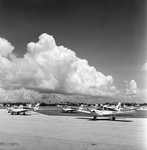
0, 0, 146, 102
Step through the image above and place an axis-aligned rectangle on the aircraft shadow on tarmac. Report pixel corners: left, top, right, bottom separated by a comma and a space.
9, 114, 32, 116
9, 113, 40, 116
76, 117, 133, 122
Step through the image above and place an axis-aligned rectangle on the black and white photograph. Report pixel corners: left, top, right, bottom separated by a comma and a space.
0, 0, 146, 150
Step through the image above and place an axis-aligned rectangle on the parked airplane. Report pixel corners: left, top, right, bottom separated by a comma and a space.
57, 104, 83, 113
77, 102, 135, 121
122, 105, 138, 111
8, 103, 40, 115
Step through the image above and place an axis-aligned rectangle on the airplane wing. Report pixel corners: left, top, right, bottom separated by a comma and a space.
62, 108, 76, 112
113, 110, 136, 115
77, 106, 91, 114
77, 109, 91, 114
66, 108, 75, 111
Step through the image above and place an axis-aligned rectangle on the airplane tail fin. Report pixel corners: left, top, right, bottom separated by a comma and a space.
57, 104, 62, 108
19, 105, 23, 109
115, 102, 121, 110
57, 104, 65, 112
79, 105, 84, 110
33, 103, 40, 111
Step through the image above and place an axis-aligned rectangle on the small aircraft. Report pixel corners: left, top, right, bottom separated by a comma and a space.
77, 102, 135, 121
57, 104, 83, 113
8, 103, 40, 115
122, 104, 138, 111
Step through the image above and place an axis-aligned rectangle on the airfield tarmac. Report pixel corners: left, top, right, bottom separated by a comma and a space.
0, 109, 147, 150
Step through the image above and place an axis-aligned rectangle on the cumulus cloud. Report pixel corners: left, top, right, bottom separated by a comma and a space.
0, 37, 14, 57
0, 33, 119, 99
125, 80, 140, 95
141, 63, 147, 72
123, 80, 147, 102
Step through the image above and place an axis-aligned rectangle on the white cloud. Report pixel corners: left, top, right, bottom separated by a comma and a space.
0, 33, 119, 100
123, 80, 147, 102
141, 63, 147, 72
27, 33, 56, 56
125, 80, 140, 95
0, 38, 14, 57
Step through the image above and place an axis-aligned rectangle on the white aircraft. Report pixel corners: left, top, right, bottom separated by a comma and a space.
57, 104, 83, 113
77, 102, 135, 121
122, 105, 138, 111
9, 103, 40, 115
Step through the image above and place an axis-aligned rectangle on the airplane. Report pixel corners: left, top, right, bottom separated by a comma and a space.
77, 102, 136, 121
8, 103, 40, 115
122, 104, 138, 111
57, 104, 83, 113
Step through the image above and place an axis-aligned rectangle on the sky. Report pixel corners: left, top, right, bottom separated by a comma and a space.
0, 0, 146, 103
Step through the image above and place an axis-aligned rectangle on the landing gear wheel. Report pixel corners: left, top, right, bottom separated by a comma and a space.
93, 116, 97, 120
112, 117, 115, 121
11, 112, 13, 115
23, 112, 25, 115
17, 112, 19, 115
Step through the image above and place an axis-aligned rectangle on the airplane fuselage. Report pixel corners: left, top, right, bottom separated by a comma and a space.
90, 109, 117, 116
10, 108, 28, 115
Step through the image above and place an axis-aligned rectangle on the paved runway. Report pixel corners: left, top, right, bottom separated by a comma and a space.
0, 109, 147, 150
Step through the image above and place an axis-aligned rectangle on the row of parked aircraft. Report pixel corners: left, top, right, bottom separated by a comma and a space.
6, 102, 137, 121
57, 102, 137, 120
